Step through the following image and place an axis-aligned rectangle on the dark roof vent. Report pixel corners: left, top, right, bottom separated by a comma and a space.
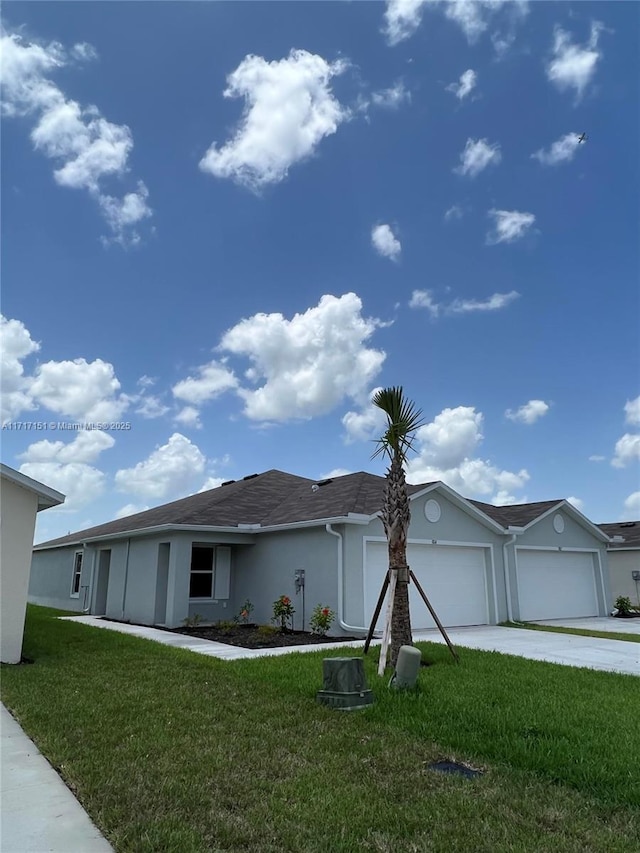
316, 478, 333, 487
221, 480, 236, 487
243, 473, 259, 481
620, 522, 637, 528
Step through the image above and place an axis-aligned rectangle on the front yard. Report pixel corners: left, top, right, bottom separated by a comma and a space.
2, 606, 639, 853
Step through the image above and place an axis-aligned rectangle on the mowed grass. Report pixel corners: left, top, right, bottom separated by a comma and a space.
1, 607, 639, 853
502, 620, 640, 644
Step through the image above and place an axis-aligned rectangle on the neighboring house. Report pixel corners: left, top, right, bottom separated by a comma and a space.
598, 521, 640, 606
29, 469, 612, 634
1, 464, 65, 664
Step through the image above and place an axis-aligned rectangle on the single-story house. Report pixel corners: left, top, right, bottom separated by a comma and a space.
598, 521, 640, 606
29, 469, 613, 634
1, 463, 65, 663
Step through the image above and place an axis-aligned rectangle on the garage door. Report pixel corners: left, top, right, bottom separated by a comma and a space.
365, 541, 489, 630
516, 550, 598, 621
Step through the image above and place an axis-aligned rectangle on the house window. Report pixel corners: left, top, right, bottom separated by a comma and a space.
189, 546, 214, 599
71, 551, 83, 597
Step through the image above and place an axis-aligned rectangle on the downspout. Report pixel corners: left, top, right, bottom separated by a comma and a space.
503, 531, 518, 623
82, 549, 96, 613
326, 524, 367, 633
121, 538, 131, 620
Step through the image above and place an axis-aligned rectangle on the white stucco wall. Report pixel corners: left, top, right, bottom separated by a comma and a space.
1, 478, 40, 663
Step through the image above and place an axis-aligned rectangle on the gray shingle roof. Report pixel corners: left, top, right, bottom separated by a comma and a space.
468, 499, 562, 528
598, 521, 640, 548
35, 467, 592, 550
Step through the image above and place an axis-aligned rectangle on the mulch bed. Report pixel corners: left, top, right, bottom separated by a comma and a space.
173, 624, 360, 649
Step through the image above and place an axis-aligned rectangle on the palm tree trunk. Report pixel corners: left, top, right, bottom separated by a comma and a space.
382, 456, 413, 668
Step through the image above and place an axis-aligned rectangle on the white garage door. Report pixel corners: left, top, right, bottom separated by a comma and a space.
516, 550, 598, 621
365, 541, 489, 630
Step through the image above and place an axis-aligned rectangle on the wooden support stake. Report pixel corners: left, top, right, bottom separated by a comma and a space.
363, 571, 390, 655
409, 569, 459, 663
377, 569, 397, 676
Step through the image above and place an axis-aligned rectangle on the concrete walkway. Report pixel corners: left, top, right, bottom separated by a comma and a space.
1, 704, 113, 853
60, 615, 640, 675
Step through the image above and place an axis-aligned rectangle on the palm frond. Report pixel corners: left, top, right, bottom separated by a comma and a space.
371, 386, 425, 463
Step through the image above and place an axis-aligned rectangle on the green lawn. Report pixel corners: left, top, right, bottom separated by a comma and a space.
2, 606, 639, 853
502, 620, 640, 644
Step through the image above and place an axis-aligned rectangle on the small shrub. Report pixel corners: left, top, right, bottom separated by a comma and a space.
272, 595, 295, 631
216, 619, 236, 631
309, 604, 335, 636
257, 624, 278, 637
235, 599, 254, 625
183, 613, 203, 628
614, 596, 633, 615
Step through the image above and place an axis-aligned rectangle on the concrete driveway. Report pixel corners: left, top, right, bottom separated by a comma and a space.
533, 616, 640, 634
416, 625, 640, 677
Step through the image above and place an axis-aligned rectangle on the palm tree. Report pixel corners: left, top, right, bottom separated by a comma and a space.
372, 386, 425, 669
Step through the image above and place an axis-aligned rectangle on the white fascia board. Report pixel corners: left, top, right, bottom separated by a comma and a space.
522, 500, 610, 542
408, 480, 506, 535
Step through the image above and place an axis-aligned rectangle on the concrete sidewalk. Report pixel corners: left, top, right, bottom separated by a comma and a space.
60, 615, 640, 675
534, 616, 640, 635
1, 704, 113, 853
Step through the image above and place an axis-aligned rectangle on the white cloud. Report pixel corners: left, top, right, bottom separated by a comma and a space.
532, 133, 581, 166
505, 399, 550, 425
115, 433, 207, 499
492, 490, 529, 507
383, 1, 525, 46
406, 406, 529, 498
134, 395, 170, 419
0, 314, 40, 424
174, 406, 203, 429
487, 209, 536, 244
409, 289, 519, 317
19, 461, 105, 509
446, 69, 477, 100
114, 503, 149, 520
371, 81, 410, 109
622, 491, 640, 520
588, 455, 605, 462
220, 293, 385, 422
199, 50, 349, 190
70, 42, 98, 63
409, 290, 440, 318
371, 223, 401, 261
19, 429, 115, 464
444, 204, 464, 222
448, 291, 520, 314
567, 496, 585, 512
198, 477, 225, 493
612, 434, 640, 469
1, 28, 151, 244
624, 396, 640, 426
172, 361, 238, 406
546, 22, 604, 100
342, 387, 387, 443
383, 0, 429, 45
30, 358, 129, 422
320, 468, 352, 479
455, 138, 501, 178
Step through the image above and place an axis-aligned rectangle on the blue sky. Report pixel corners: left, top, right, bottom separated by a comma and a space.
1, 0, 638, 543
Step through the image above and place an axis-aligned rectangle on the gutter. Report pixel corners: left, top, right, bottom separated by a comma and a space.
502, 530, 520, 622
326, 524, 368, 634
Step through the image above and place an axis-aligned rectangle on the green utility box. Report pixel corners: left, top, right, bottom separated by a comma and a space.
316, 657, 374, 711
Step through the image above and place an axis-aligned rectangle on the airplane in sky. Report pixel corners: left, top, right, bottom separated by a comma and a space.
578, 132, 587, 143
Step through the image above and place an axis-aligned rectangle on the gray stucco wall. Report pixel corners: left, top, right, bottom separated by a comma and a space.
344, 490, 508, 628
608, 550, 640, 604
233, 525, 339, 633
29, 546, 85, 612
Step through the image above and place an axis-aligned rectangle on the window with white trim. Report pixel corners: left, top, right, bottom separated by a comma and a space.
71, 551, 83, 597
